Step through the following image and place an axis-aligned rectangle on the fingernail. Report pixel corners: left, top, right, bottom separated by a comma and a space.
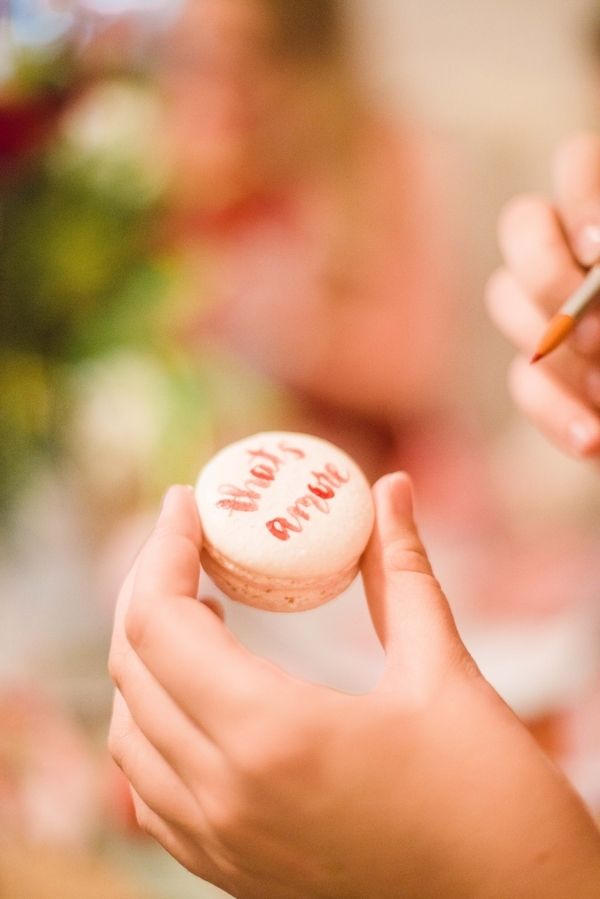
574, 223, 600, 267
387, 472, 413, 517
574, 314, 600, 353
586, 369, 600, 406
569, 420, 600, 454
159, 485, 192, 517
159, 486, 177, 516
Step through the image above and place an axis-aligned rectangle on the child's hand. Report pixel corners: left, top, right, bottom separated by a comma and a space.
108, 483, 600, 899
487, 132, 600, 457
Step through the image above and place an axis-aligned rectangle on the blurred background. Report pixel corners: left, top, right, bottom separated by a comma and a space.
2, 1, 600, 896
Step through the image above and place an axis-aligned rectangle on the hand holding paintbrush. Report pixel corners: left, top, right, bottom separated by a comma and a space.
487, 132, 600, 458
529, 263, 600, 364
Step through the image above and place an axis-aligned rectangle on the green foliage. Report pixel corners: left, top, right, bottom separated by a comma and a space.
8, 44, 77, 99
0, 54, 208, 514
1, 156, 159, 359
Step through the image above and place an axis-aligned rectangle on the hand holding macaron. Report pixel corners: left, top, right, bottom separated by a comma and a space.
486, 132, 600, 458
108, 477, 600, 899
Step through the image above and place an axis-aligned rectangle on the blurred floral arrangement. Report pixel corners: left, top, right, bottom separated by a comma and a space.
0, 1, 220, 519
0, 4, 220, 880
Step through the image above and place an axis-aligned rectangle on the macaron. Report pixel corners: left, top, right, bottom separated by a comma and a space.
195, 431, 374, 612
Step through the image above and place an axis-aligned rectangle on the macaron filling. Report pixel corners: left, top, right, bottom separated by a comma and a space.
201, 539, 361, 611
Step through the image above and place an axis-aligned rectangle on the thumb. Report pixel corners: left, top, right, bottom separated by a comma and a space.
553, 132, 600, 267
134, 485, 202, 602
362, 473, 471, 688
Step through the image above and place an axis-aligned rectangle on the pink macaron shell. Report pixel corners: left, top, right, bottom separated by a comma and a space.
195, 431, 374, 611
201, 541, 359, 612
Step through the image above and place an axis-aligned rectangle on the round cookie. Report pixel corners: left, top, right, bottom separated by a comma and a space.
195, 431, 374, 611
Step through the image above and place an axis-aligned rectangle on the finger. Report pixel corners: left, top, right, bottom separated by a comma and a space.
362, 473, 472, 689
110, 484, 200, 627
553, 132, 600, 267
110, 695, 295, 899
130, 787, 291, 899
129, 788, 229, 891
134, 484, 202, 602
572, 308, 600, 357
126, 584, 276, 744
200, 597, 226, 622
498, 194, 583, 316
108, 690, 213, 833
486, 267, 550, 352
110, 632, 220, 780
486, 268, 600, 400
109, 532, 220, 777
509, 355, 600, 457
126, 523, 281, 746
123, 482, 272, 743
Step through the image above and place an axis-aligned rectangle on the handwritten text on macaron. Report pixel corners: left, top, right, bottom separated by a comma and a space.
216, 441, 350, 541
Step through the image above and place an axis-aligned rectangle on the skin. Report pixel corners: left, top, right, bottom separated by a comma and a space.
160, 0, 462, 438
159, 0, 281, 207
486, 132, 600, 458
109, 481, 600, 899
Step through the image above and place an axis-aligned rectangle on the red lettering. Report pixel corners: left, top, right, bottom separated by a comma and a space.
308, 470, 336, 500
316, 469, 336, 487
266, 517, 303, 541
216, 448, 349, 527
287, 496, 313, 523
278, 440, 306, 460
308, 483, 335, 500
217, 484, 260, 513
250, 465, 275, 482
246, 448, 284, 471
324, 463, 349, 487
244, 475, 274, 491
304, 492, 329, 513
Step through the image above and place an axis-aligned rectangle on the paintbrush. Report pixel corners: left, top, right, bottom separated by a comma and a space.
531, 263, 600, 363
